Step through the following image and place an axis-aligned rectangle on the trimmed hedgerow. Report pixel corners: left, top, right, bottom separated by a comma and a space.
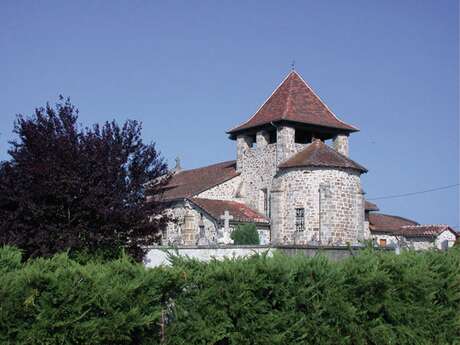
0, 246, 459, 344
0, 246, 184, 345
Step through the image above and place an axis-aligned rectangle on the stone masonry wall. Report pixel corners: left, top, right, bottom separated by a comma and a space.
370, 233, 399, 248
236, 126, 308, 214
435, 230, 457, 249
197, 175, 243, 201
164, 200, 270, 246
239, 143, 277, 212
236, 135, 252, 172
164, 200, 218, 246
271, 167, 365, 245
400, 230, 457, 251
333, 134, 349, 157
277, 126, 297, 163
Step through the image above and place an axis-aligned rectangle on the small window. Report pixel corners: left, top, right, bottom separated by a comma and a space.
295, 208, 305, 232
379, 239, 387, 247
199, 225, 205, 238
268, 130, 277, 144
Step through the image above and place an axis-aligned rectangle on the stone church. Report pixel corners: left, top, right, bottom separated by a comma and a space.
160, 70, 458, 249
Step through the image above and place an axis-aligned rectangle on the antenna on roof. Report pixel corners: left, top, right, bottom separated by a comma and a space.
291, 60, 296, 71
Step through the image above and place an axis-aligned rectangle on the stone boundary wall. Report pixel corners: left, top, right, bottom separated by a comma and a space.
144, 245, 386, 267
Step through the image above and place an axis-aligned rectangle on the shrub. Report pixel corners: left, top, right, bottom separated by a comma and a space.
0, 249, 185, 345
230, 223, 260, 245
0, 245, 22, 274
1, 246, 459, 344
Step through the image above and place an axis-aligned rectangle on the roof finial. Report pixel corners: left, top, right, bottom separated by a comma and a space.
174, 156, 182, 172
291, 60, 296, 71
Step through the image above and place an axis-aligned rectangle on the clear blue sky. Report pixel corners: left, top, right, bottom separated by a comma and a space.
1, 0, 458, 228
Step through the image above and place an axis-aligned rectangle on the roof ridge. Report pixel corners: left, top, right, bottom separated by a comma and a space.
293, 71, 359, 131
191, 197, 246, 205
176, 160, 236, 174
281, 71, 296, 119
228, 72, 294, 132
402, 224, 449, 228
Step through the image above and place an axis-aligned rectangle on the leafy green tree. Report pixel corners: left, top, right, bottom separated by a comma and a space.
230, 223, 260, 245
0, 97, 170, 261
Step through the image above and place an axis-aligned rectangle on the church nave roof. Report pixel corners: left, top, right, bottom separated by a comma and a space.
161, 160, 239, 201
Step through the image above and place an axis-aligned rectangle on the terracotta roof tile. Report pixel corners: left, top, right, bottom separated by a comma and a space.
161, 161, 239, 201
395, 225, 457, 238
190, 198, 269, 224
228, 71, 358, 135
365, 200, 379, 211
278, 139, 367, 173
369, 213, 418, 234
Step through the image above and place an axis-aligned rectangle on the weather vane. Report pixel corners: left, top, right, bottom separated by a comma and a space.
291, 60, 296, 71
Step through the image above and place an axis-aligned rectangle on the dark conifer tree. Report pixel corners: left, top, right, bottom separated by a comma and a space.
0, 97, 170, 261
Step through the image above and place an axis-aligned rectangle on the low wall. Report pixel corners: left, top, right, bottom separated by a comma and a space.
144, 245, 381, 267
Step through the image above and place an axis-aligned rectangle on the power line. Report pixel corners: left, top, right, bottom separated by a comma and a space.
368, 183, 459, 201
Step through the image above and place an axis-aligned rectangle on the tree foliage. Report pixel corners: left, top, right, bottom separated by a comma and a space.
230, 223, 260, 245
0, 98, 170, 261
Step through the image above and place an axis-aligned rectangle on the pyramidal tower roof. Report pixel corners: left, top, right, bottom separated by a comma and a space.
228, 71, 358, 137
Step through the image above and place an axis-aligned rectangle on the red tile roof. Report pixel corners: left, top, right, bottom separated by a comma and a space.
365, 200, 379, 211
395, 225, 458, 238
228, 71, 358, 135
161, 161, 239, 201
278, 139, 367, 173
369, 213, 418, 234
190, 198, 269, 224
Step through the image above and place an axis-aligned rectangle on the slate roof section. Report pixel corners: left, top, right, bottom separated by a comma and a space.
228, 71, 358, 135
365, 200, 379, 212
395, 225, 458, 238
161, 161, 239, 201
190, 198, 270, 224
278, 140, 367, 173
369, 213, 418, 234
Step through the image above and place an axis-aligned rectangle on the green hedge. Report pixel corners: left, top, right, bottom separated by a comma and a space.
1, 246, 459, 344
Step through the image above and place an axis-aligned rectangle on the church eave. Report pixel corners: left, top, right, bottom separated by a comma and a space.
278, 163, 367, 174
227, 119, 358, 140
